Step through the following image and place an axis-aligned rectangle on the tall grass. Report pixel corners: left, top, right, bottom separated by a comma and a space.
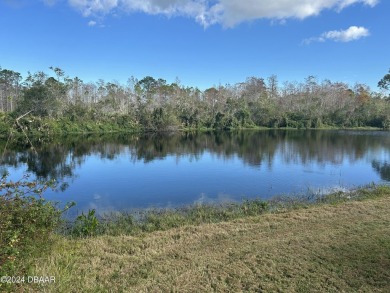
81, 199, 269, 236
64, 184, 390, 237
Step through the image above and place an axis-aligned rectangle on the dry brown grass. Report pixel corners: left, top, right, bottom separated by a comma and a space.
29, 195, 390, 292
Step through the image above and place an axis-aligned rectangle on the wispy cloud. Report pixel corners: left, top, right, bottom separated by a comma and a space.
42, 0, 57, 6
67, 0, 379, 27
217, 0, 378, 27
304, 26, 370, 44
2, 0, 28, 8
321, 26, 370, 42
88, 20, 97, 26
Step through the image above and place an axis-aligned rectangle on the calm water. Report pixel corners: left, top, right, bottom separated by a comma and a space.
1, 130, 390, 217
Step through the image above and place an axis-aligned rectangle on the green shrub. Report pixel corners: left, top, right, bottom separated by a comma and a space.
71, 209, 100, 237
0, 173, 62, 289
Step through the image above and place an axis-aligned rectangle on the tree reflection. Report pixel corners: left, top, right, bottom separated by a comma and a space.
1, 130, 389, 183
372, 160, 390, 181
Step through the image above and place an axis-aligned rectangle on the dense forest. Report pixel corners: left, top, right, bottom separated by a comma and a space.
1, 66, 390, 135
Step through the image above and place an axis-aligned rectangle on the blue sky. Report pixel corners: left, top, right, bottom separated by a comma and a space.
0, 0, 389, 90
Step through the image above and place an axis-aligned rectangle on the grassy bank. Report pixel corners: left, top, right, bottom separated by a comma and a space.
2, 184, 389, 292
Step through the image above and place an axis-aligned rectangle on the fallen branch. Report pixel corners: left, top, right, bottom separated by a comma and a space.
16, 110, 34, 122
15, 110, 37, 155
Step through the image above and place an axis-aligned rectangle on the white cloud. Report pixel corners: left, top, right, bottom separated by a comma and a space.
217, 0, 379, 27
67, 0, 379, 27
69, 0, 119, 16
304, 26, 370, 43
88, 20, 97, 26
321, 26, 370, 41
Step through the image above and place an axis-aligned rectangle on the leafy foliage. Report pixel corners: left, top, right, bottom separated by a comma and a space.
0, 174, 62, 287
378, 68, 390, 91
71, 209, 99, 237
1, 66, 390, 137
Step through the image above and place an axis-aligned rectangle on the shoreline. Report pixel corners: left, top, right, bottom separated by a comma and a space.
20, 185, 390, 292
2, 183, 390, 292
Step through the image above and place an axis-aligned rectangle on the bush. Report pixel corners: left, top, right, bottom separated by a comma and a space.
71, 209, 100, 237
0, 173, 62, 287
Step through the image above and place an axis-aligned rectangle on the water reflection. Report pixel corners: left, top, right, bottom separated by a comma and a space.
3, 130, 389, 177
372, 160, 390, 181
1, 130, 389, 214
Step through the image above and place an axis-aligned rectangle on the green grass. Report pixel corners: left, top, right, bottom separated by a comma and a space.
63, 198, 270, 237
2, 182, 389, 292
58, 184, 388, 238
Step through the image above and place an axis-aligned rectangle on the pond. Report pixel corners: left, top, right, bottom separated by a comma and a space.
1, 130, 390, 217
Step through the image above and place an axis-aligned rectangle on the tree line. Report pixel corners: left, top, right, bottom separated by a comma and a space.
1, 66, 390, 132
